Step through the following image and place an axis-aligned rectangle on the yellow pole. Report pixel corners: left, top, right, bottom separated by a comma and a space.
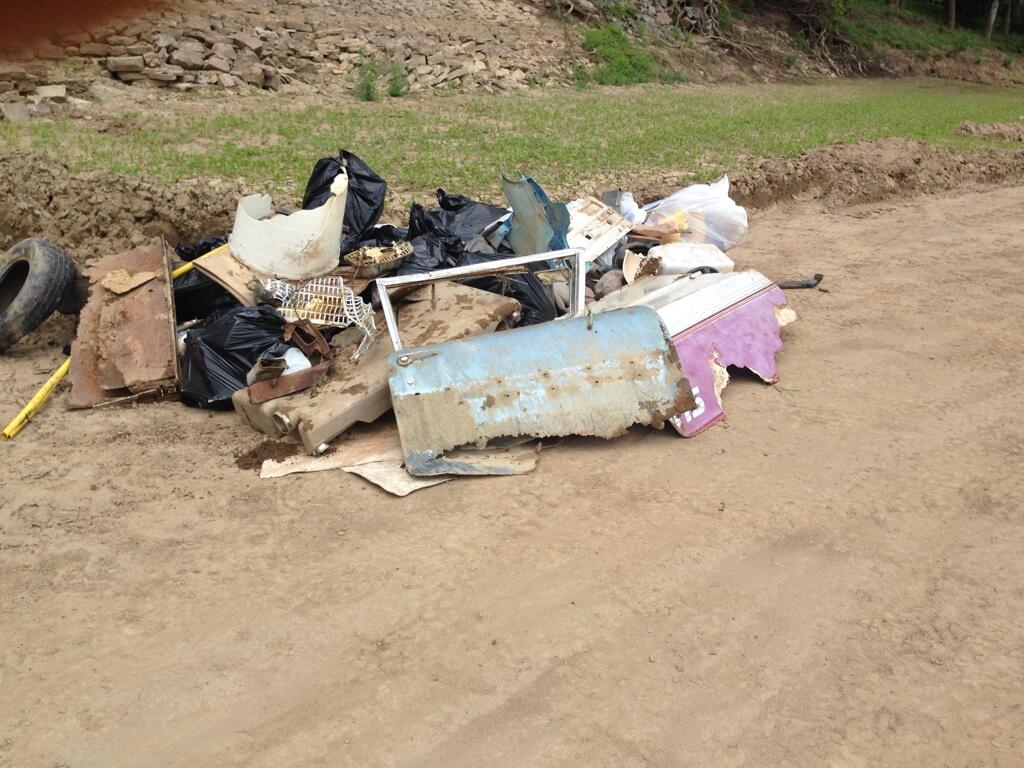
2, 357, 72, 440
2, 245, 226, 440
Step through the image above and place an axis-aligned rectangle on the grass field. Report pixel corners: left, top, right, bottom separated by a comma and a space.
2, 78, 1022, 203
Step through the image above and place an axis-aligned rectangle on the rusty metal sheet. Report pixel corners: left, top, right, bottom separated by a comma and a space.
388, 306, 694, 476
231, 283, 521, 454
69, 242, 178, 409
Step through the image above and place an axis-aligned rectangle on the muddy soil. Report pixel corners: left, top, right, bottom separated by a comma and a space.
1, 163, 1023, 765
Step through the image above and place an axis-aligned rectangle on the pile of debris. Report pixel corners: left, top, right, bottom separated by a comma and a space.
1, 149, 814, 496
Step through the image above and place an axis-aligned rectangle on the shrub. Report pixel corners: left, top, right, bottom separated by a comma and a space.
387, 62, 408, 97
354, 58, 379, 102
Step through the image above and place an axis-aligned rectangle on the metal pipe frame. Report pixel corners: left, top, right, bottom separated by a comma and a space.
375, 248, 586, 351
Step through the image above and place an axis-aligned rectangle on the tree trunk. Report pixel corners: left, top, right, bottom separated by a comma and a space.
984, 0, 999, 37
947, 0, 956, 29
1003, 0, 1013, 34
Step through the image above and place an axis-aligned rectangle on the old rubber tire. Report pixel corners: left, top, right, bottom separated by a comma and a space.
0, 238, 77, 351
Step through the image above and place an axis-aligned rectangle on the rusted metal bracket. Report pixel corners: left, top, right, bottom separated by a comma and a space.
282, 319, 333, 360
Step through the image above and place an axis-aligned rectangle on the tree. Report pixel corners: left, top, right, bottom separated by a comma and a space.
1003, 0, 1014, 34
948, 0, 957, 28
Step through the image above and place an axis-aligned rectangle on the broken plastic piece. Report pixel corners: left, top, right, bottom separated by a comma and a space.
346, 240, 413, 267
622, 251, 662, 284
229, 173, 349, 280
625, 241, 734, 282
566, 196, 632, 268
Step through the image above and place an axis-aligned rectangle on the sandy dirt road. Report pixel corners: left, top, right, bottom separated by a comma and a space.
1, 183, 1022, 767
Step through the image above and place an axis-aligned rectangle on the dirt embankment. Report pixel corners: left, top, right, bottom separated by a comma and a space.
731, 138, 1024, 209
957, 120, 1024, 142
0, 150, 240, 261
3, 138, 1024, 260
878, 48, 1024, 87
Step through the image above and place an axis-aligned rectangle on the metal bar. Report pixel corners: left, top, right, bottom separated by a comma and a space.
169, 243, 229, 280
375, 248, 585, 351
2, 357, 71, 439
775, 273, 823, 290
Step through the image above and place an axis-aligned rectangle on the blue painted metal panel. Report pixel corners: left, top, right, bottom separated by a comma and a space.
388, 306, 692, 475
501, 174, 570, 259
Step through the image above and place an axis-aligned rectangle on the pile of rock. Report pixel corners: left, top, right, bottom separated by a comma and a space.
0, 0, 580, 101
0, 63, 89, 121
101, 30, 278, 91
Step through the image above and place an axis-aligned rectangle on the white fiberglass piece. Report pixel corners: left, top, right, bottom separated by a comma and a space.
228, 172, 349, 280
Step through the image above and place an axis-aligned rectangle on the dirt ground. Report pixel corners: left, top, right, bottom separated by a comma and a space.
2, 178, 1023, 766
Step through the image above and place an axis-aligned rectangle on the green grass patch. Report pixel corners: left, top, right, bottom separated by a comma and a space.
1, 79, 1021, 204
582, 23, 655, 85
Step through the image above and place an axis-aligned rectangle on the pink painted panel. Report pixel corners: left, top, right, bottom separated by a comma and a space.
670, 285, 788, 437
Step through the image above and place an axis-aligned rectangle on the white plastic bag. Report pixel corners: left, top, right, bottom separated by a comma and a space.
617, 191, 646, 224
643, 176, 748, 251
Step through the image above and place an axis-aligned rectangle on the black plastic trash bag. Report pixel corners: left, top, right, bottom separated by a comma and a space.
173, 269, 240, 324
348, 224, 409, 252
180, 306, 292, 409
302, 150, 387, 256
174, 234, 228, 262
394, 202, 555, 326
395, 203, 465, 275
427, 189, 507, 244
457, 251, 556, 327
